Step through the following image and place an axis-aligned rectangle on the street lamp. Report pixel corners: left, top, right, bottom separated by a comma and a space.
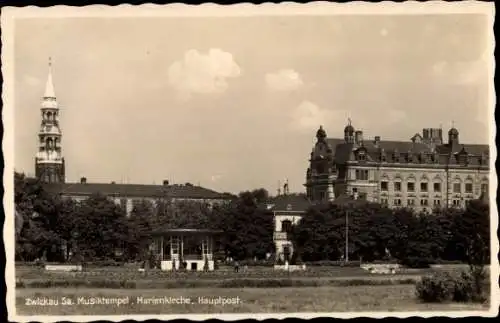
345, 208, 349, 263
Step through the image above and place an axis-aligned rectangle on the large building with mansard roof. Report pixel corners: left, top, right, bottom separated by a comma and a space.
32, 59, 231, 216
305, 121, 490, 212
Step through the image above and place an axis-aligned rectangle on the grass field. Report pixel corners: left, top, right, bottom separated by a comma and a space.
16, 285, 490, 314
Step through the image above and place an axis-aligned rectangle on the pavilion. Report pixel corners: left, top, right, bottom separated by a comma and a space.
149, 228, 223, 271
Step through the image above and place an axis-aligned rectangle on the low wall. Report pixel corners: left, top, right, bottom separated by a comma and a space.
45, 265, 83, 272
360, 263, 400, 274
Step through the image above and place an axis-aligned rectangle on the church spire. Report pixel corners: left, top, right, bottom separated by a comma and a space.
35, 58, 65, 183
44, 57, 56, 99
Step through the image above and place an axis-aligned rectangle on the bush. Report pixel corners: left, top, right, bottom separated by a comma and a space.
416, 272, 455, 303
400, 257, 432, 268
239, 259, 274, 267
452, 270, 488, 303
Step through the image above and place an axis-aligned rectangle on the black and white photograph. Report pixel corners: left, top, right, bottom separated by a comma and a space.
2, 2, 498, 321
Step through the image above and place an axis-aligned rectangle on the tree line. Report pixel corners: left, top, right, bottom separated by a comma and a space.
15, 172, 490, 267
15, 172, 274, 263
290, 199, 490, 267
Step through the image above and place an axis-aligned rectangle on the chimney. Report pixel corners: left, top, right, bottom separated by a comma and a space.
355, 131, 363, 145
163, 180, 169, 186
374, 136, 381, 147
80, 177, 87, 184
111, 181, 116, 184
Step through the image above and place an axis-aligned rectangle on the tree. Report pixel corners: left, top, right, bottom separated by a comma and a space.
70, 193, 128, 261
125, 199, 156, 261
217, 191, 274, 260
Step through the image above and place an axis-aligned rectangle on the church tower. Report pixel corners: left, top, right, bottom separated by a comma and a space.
35, 58, 65, 183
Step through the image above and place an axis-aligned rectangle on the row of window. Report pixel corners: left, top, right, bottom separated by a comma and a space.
380, 181, 487, 194
380, 198, 465, 207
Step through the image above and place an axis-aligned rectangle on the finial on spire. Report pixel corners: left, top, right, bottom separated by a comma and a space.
44, 58, 56, 99
348, 118, 352, 126
451, 120, 455, 128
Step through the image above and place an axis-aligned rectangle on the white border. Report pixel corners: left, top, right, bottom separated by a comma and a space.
2, 2, 497, 322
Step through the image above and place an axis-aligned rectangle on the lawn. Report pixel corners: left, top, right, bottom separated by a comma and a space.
16, 285, 490, 315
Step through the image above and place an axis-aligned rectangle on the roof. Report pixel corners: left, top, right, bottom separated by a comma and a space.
261, 194, 312, 212
42, 182, 229, 200
150, 228, 223, 236
331, 194, 369, 207
326, 137, 489, 166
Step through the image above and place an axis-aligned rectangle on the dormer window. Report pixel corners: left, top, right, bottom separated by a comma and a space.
392, 150, 400, 163
356, 148, 367, 161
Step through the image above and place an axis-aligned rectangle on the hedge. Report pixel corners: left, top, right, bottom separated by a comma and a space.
17, 277, 418, 289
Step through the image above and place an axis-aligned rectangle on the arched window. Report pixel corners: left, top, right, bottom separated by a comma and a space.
433, 177, 442, 193
407, 175, 416, 192
393, 174, 402, 192
420, 175, 429, 192
464, 176, 474, 194
453, 177, 462, 193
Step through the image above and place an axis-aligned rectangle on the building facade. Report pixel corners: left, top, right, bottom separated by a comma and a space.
262, 191, 312, 262
305, 122, 490, 212
32, 60, 231, 214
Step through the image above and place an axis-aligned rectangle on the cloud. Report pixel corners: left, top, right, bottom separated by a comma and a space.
290, 101, 335, 131
289, 100, 407, 134
168, 48, 241, 99
265, 69, 303, 92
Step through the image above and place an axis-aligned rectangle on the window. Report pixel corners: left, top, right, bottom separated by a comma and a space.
319, 191, 326, 200
433, 199, 441, 206
465, 183, 473, 193
453, 183, 461, 193
452, 199, 461, 207
420, 199, 428, 206
171, 237, 179, 255
394, 182, 402, 192
381, 181, 389, 191
381, 198, 388, 205
407, 199, 415, 206
281, 220, 292, 233
420, 182, 428, 192
433, 182, 441, 192
407, 182, 415, 192
358, 153, 366, 161
481, 183, 488, 193
355, 169, 369, 180
393, 198, 402, 206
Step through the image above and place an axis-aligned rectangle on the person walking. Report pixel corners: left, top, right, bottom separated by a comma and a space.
234, 260, 240, 273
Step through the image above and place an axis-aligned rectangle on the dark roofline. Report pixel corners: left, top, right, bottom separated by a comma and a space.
42, 182, 231, 200
150, 228, 224, 236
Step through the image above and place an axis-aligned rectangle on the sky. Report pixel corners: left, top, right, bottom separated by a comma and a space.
13, 13, 492, 194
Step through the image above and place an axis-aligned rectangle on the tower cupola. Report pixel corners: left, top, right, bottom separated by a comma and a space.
316, 125, 327, 142
448, 122, 459, 146
344, 118, 355, 143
